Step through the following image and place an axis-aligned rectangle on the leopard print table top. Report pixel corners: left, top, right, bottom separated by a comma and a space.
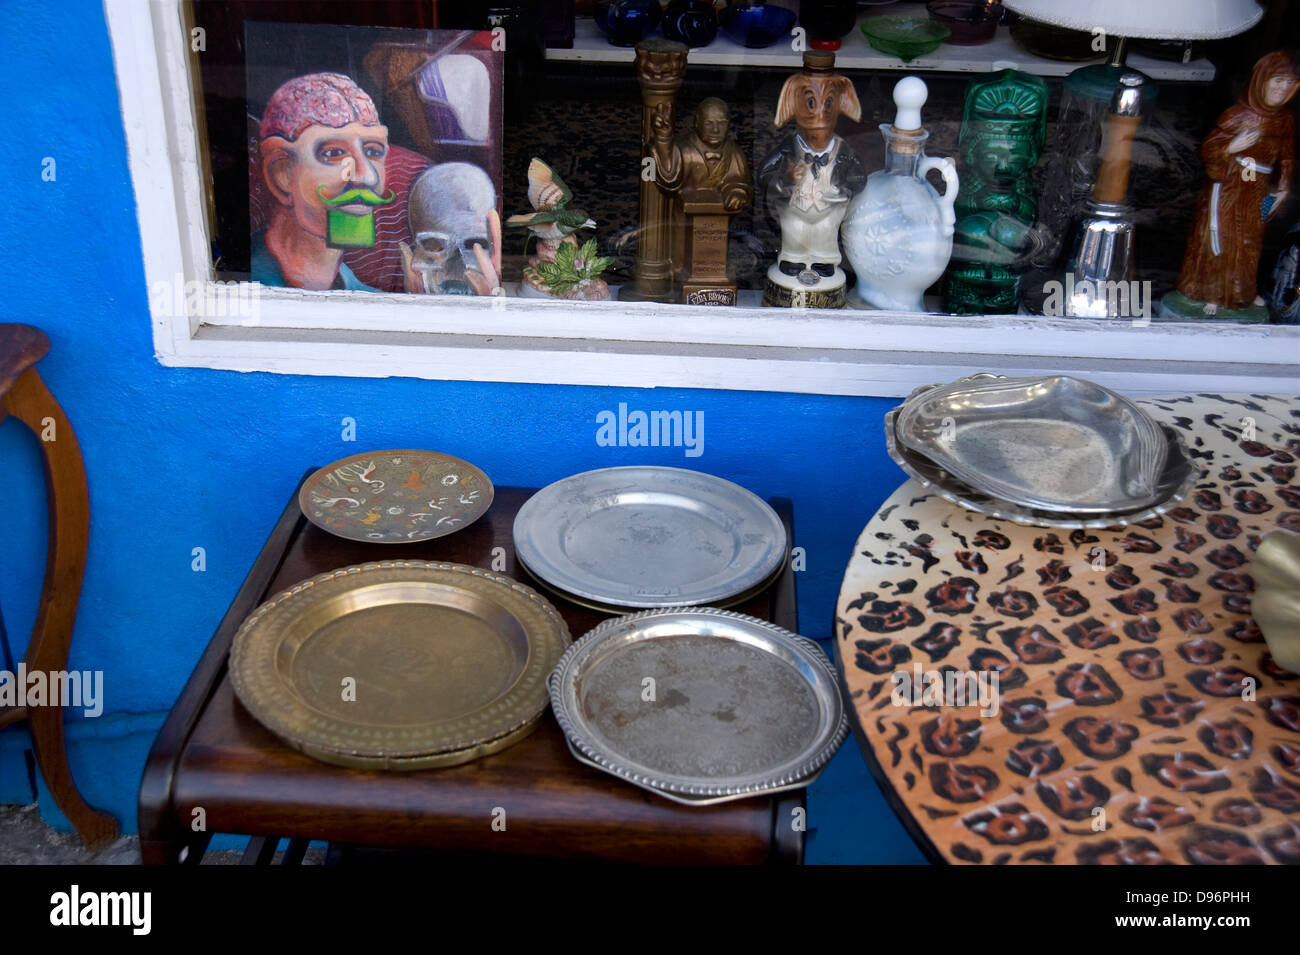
835, 393, 1300, 865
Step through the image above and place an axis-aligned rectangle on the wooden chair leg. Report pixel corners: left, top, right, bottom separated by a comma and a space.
4, 367, 118, 848
26, 701, 117, 847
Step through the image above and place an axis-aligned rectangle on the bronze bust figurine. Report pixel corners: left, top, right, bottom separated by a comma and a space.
652, 97, 754, 304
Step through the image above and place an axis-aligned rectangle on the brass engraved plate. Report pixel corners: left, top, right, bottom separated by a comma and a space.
230, 562, 570, 770
298, 450, 493, 543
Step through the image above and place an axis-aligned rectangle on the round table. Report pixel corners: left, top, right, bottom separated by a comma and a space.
834, 392, 1300, 865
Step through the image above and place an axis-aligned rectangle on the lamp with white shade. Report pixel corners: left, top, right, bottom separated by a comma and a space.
1001, 0, 1265, 80
1003, 0, 1264, 109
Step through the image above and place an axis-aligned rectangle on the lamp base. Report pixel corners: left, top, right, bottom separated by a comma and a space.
1057, 199, 1139, 318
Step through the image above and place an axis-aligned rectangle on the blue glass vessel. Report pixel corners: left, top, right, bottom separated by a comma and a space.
718, 2, 798, 49
661, 0, 719, 47
593, 0, 664, 46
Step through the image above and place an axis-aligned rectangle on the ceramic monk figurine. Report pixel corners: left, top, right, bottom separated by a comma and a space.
651, 97, 753, 304
1162, 51, 1299, 321
758, 50, 866, 309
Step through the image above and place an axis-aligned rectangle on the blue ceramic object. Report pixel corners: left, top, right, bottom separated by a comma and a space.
661, 0, 719, 47
718, 2, 798, 48
593, 0, 664, 46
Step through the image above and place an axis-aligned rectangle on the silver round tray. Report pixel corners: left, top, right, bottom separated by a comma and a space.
548, 607, 848, 802
885, 407, 1203, 530
561, 736, 826, 806
513, 466, 787, 610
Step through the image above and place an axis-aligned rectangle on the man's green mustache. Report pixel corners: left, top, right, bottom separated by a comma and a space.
317, 185, 396, 208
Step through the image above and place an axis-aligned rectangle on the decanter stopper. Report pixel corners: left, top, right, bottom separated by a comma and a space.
892, 76, 928, 133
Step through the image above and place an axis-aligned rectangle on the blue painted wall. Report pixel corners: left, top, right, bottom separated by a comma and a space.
0, 0, 925, 862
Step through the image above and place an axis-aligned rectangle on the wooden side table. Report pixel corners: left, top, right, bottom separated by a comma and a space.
139, 479, 803, 864
0, 324, 118, 847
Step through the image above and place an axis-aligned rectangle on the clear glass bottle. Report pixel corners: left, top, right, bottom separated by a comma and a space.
842, 76, 958, 312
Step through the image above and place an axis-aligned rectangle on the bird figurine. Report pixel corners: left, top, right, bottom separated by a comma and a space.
508, 157, 612, 301
505, 158, 597, 241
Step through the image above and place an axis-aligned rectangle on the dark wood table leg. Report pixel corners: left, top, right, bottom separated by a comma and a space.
281, 838, 310, 866
240, 836, 280, 865
137, 483, 307, 864
771, 790, 806, 864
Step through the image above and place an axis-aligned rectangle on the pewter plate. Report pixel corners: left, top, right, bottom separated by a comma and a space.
229, 561, 570, 770
895, 375, 1169, 513
516, 551, 786, 615
548, 608, 848, 800
513, 466, 787, 609
885, 407, 1202, 529
299, 450, 493, 543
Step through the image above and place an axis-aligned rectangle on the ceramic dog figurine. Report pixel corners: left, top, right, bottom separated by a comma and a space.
757, 50, 866, 308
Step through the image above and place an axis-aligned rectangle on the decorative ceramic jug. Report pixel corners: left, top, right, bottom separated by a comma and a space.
842, 76, 958, 312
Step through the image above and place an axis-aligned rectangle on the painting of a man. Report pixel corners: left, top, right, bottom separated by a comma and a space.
253, 72, 395, 290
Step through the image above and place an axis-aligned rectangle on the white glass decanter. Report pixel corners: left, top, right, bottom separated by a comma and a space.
841, 76, 958, 312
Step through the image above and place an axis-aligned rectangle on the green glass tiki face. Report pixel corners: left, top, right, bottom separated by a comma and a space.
963, 124, 1040, 183
943, 70, 1049, 315
959, 70, 1048, 185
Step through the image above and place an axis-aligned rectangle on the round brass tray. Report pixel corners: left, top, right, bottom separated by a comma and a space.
229, 561, 570, 770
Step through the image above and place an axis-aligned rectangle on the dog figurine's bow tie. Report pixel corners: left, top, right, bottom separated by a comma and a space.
803, 151, 831, 178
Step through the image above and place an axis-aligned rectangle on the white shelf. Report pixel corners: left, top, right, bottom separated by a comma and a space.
546, 17, 1216, 81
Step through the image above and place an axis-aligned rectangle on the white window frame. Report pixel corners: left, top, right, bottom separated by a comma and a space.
106, 0, 1300, 398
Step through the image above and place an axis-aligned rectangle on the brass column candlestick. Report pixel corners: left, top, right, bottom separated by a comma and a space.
620, 38, 689, 303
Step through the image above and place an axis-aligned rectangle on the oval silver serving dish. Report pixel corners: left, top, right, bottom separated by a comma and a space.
885, 406, 1201, 529
895, 375, 1169, 513
549, 608, 848, 803
513, 466, 787, 609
